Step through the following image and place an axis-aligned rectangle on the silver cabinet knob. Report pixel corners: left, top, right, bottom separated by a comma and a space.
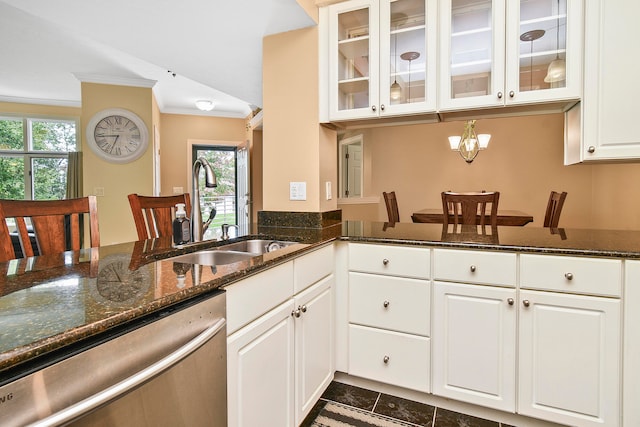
383, 301, 390, 308
523, 300, 530, 307
565, 273, 573, 281
382, 258, 389, 266
509, 90, 515, 98
588, 146, 596, 153
497, 91, 503, 99
300, 305, 307, 313
383, 355, 390, 364
372, 105, 377, 112
291, 308, 301, 318
470, 265, 476, 272
380, 104, 385, 111
507, 298, 514, 305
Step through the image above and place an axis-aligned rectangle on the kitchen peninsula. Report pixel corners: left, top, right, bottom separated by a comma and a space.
1, 221, 639, 427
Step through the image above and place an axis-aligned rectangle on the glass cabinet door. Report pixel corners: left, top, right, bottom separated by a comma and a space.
379, 0, 436, 115
505, 0, 582, 104
328, 0, 379, 120
439, 0, 506, 111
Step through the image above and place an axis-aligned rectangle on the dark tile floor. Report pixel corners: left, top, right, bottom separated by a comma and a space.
301, 381, 516, 427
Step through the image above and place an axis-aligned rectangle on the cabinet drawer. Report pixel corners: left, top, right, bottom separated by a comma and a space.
434, 249, 516, 287
226, 262, 294, 335
349, 272, 430, 336
349, 243, 430, 279
294, 244, 334, 294
520, 254, 622, 297
349, 324, 430, 393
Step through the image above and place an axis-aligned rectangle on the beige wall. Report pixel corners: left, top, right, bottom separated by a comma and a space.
158, 113, 247, 196
263, 26, 337, 213
339, 113, 640, 230
80, 83, 155, 245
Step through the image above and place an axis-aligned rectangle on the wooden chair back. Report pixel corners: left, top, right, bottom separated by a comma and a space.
0, 196, 100, 262
441, 191, 500, 228
543, 191, 567, 228
128, 193, 192, 240
383, 191, 400, 223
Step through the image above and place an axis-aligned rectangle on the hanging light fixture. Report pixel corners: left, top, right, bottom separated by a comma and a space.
544, 0, 566, 85
448, 120, 491, 163
390, 33, 402, 101
400, 51, 419, 103
520, 29, 545, 91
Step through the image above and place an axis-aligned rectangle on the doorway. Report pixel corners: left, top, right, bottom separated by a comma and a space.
191, 143, 250, 239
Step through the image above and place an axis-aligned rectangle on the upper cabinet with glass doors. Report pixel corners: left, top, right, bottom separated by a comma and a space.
438, 0, 582, 112
322, 0, 437, 122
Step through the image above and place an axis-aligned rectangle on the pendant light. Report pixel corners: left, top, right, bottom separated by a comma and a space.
520, 29, 545, 91
390, 33, 402, 101
544, 0, 566, 84
400, 51, 419, 103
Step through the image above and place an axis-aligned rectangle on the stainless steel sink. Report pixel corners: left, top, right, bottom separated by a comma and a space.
216, 239, 299, 255
169, 250, 255, 266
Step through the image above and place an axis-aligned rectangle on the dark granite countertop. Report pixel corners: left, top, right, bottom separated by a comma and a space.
2, 221, 639, 380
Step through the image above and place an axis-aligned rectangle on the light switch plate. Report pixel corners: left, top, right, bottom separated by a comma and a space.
326, 181, 332, 200
289, 182, 307, 201
172, 186, 184, 195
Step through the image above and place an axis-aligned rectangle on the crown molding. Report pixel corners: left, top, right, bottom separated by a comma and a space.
0, 95, 81, 108
73, 73, 157, 88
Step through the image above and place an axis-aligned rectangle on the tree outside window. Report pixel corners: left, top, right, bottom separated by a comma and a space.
0, 116, 77, 200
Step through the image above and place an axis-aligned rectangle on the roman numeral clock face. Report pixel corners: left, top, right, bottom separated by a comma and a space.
87, 108, 149, 163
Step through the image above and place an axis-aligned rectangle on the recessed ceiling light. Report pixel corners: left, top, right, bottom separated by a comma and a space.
195, 100, 214, 111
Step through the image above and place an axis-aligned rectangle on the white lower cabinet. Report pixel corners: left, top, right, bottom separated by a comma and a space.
518, 290, 620, 427
227, 299, 295, 427
227, 245, 335, 427
432, 281, 516, 412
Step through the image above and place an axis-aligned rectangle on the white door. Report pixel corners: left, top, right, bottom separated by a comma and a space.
294, 277, 334, 425
236, 141, 250, 235
518, 290, 621, 427
227, 299, 296, 427
432, 281, 517, 412
346, 143, 362, 198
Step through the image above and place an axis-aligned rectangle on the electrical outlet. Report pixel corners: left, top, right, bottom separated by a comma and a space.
326, 181, 332, 200
173, 186, 184, 195
94, 187, 104, 197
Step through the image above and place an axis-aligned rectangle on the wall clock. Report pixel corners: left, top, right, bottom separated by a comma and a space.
93, 254, 152, 306
86, 108, 149, 163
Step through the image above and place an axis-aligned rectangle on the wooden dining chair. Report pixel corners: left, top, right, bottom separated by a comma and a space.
543, 191, 567, 228
441, 191, 500, 228
0, 196, 100, 262
383, 191, 400, 223
128, 193, 192, 240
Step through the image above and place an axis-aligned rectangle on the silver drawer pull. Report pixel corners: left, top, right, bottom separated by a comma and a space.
565, 272, 574, 281
507, 298, 514, 305
383, 301, 390, 308
382, 258, 389, 266
470, 265, 476, 272
523, 300, 530, 307
291, 309, 301, 318
383, 355, 390, 364
300, 305, 307, 313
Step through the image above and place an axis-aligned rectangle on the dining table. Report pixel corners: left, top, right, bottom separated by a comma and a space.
411, 208, 534, 227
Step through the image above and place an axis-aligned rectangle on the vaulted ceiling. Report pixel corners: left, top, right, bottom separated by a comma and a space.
0, 0, 316, 118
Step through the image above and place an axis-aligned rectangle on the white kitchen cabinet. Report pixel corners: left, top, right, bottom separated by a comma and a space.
564, 1, 640, 163
321, 0, 437, 122
347, 243, 431, 392
432, 248, 517, 412
227, 244, 335, 427
518, 290, 620, 427
438, 0, 582, 112
227, 299, 295, 427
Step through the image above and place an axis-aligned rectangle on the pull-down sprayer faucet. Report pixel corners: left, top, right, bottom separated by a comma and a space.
191, 157, 217, 242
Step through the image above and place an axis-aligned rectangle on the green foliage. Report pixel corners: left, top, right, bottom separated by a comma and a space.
0, 157, 25, 199
0, 118, 23, 150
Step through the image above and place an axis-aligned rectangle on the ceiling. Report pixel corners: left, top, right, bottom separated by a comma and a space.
0, 0, 316, 118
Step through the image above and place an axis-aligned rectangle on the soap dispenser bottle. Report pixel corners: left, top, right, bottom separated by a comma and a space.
173, 203, 191, 245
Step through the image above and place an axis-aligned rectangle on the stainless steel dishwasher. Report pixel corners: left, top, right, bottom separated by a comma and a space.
0, 289, 227, 427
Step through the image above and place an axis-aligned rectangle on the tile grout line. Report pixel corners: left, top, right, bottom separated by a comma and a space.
371, 392, 382, 414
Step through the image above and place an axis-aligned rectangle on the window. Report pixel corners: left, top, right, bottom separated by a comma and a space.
0, 115, 77, 200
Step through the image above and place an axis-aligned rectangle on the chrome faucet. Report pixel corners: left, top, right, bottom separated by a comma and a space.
221, 224, 239, 240
191, 157, 217, 242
